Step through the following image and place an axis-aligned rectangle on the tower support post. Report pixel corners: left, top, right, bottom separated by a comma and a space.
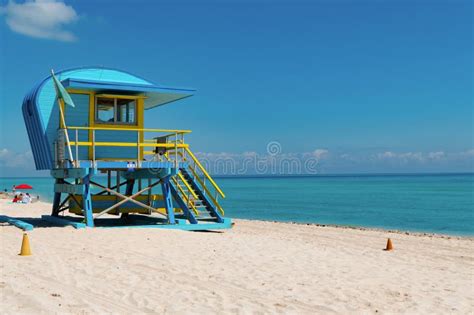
82, 169, 94, 227
161, 177, 175, 224
52, 178, 63, 217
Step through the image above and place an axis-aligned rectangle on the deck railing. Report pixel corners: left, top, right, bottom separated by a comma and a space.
63, 126, 191, 168
58, 125, 225, 215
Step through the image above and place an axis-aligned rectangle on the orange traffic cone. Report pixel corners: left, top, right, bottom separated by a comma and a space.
384, 238, 393, 251
19, 233, 31, 256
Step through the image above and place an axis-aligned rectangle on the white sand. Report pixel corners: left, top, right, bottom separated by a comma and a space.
1, 199, 473, 314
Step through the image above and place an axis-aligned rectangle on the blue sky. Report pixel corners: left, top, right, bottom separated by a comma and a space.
0, 0, 472, 176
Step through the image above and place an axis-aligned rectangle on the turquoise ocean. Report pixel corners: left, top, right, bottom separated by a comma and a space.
1, 174, 473, 236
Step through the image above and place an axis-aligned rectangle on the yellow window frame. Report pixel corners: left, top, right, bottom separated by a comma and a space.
63, 89, 145, 161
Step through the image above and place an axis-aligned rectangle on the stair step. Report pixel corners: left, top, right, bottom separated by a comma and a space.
197, 209, 211, 213
176, 171, 219, 216
197, 211, 213, 215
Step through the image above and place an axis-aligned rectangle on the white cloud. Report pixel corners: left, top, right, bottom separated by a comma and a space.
427, 151, 445, 160
243, 151, 257, 157
377, 151, 424, 161
399, 152, 423, 161
0, 0, 78, 42
313, 149, 329, 159
377, 151, 396, 159
463, 149, 474, 157
0, 148, 34, 168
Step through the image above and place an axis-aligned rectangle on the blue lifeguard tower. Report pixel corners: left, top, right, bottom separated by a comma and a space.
22, 67, 231, 229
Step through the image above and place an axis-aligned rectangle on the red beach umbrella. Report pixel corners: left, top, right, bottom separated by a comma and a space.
15, 184, 33, 190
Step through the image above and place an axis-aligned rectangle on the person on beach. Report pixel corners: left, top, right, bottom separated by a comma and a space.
12, 185, 16, 195
12, 195, 20, 203
31, 195, 40, 203
23, 193, 31, 204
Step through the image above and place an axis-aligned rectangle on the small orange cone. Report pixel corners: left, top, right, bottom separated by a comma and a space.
384, 238, 393, 251
19, 233, 31, 256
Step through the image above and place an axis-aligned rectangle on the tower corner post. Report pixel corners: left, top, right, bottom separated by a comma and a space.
161, 177, 176, 224
51, 178, 63, 217
83, 168, 94, 227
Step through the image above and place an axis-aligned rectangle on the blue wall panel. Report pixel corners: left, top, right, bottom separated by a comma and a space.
65, 94, 90, 160
94, 129, 138, 160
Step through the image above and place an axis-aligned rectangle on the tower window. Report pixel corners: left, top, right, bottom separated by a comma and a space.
95, 97, 137, 125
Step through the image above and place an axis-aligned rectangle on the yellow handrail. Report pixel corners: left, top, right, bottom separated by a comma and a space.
144, 146, 225, 215
167, 148, 226, 200
184, 147, 225, 198
186, 163, 225, 215
69, 141, 189, 148
172, 177, 199, 215
164, 148, 225, 214
67, 126, 191, 134
177, 173, 199, 199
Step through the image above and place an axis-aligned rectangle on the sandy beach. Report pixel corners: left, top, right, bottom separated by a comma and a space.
0, 199, 473, 314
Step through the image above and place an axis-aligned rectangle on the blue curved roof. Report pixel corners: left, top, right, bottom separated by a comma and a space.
22, 66, 195, 170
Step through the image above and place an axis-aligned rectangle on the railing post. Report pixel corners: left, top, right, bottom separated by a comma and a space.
181, 133, 185, 162
92, 129, 96, 166
203, 176, 206, 196
187, 184, 191, 208
107, 170, 111, 196
75, 128, 79, 166
137, 130, 140, 167
175, 132, 178, 169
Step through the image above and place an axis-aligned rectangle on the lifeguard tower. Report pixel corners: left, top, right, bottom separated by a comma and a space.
22, 67, 231, 229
